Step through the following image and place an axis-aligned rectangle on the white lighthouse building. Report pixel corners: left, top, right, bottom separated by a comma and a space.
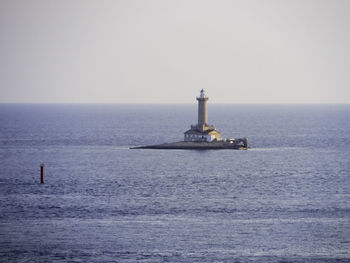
184, 90, 222, 142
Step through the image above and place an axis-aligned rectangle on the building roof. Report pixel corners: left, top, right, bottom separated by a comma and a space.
184, 128, 222, 136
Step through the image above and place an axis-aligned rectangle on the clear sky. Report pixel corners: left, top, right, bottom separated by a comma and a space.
1, 0, 349, 103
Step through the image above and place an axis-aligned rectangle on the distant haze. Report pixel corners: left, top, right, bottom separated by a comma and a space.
1, 0, 349, 103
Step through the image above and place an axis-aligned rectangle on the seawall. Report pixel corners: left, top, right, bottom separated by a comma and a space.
130, 141, 248, 150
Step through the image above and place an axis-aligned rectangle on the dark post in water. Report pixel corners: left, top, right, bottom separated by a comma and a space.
40, 164, 45, 184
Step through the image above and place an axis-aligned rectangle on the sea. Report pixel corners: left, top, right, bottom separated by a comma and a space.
0, 104, 349, 263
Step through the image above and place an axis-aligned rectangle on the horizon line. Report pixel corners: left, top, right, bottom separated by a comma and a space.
0, 102, 349, 105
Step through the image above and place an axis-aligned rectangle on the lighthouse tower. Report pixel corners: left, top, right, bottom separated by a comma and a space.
197, 89, 208, 132
184, 90, 222, 142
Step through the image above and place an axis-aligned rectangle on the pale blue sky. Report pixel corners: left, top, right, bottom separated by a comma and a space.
1, 0, 349, 103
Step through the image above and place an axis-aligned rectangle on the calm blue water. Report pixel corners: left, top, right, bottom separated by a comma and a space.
0, 104, 349, 262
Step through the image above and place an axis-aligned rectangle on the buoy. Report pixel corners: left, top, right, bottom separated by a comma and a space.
40, 164, 45, 184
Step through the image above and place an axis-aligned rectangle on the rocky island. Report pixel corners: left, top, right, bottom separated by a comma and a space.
131, 90, 248, 150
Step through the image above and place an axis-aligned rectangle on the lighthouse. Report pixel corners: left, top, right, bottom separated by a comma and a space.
131, 89, 248, 149
184, 90, 222, 142
197, 89, 208, 132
